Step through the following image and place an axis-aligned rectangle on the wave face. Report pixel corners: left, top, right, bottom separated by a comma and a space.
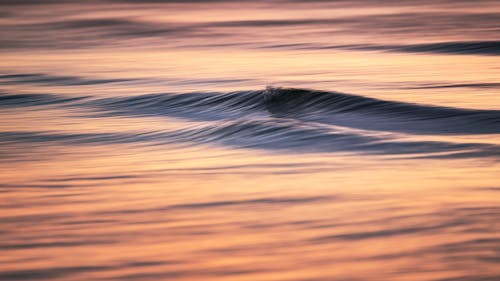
1, 87, 499, 159
3, 87, 500, 135
78, 87, 500, 135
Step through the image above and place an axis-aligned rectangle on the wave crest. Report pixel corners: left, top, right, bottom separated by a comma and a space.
1, 87, 499, 134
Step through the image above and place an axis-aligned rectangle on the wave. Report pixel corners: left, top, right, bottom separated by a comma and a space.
391, 41, 500, 56
0, 93, 88, 107
0, 73, 135, 86
90, 87, 500, 135
165, 119, 500, 158
2, 119, 499, 159
1, 87, 499, 159
263, 41, 500, 56
87, 90, 265, 121
315, 41, 500, 56
1, 87, 500, 135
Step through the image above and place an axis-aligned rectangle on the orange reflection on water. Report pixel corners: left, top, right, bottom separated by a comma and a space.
1, 0, 500, 280
2, 141, 500, 280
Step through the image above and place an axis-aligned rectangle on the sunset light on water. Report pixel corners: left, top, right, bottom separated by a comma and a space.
1, 1, 500, 280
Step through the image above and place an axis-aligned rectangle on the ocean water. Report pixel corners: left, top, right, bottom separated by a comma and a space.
1, 1, 500, 280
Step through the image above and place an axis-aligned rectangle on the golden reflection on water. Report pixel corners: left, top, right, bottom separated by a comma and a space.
1, 60, 500, 280
2, 142, 500, 280
1, 0, 500, 280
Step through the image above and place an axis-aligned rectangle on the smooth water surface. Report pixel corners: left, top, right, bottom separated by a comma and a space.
1, 1, 500, 280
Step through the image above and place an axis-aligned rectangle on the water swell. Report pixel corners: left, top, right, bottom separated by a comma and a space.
2, 120, 499, 159
166, 119, 500, 158
262, 87, 485, 118
91, 88, 500, 134
1, 88, 499, 159
1, 87, 499, 135
0, 93, 88, 107
89, 90, 265, 121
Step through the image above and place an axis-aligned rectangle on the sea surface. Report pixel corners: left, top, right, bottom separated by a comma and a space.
1, 1, 500, 280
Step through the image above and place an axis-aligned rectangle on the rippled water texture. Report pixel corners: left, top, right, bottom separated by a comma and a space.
1, 1, 500, 280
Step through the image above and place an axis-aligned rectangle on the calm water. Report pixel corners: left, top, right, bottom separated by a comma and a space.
1, 1, 500, 280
